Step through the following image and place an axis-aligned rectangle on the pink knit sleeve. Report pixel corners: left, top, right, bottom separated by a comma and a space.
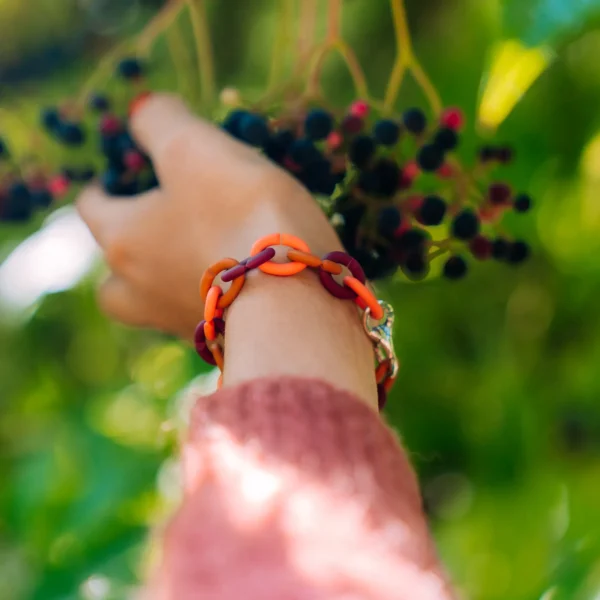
148, 377, 456, 599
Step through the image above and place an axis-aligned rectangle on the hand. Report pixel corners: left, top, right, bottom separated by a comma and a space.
77, 94, 342, 340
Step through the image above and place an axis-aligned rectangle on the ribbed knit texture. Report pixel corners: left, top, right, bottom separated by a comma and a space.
148, 377, 456, 599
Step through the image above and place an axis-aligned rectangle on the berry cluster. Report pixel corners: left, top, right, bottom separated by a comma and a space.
1, 55, 533, 284
221, 102, 532, 280
0, 58, 156, 223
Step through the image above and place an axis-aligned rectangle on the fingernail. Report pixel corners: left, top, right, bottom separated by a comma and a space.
128, 91, 153, 118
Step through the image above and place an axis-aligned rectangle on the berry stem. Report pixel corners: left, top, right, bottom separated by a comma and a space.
384, 0, 442, 116
76, 39, 134, 109
384, 0, 412, 111
269, 0, 294, 90
327, 0, 343, 42
383, 58, 408, 112
187, 0, 216, 111
137, 0, 186, 54
166, 13, 196, 103
409, 59, 443, 116
297, 0, 318, 63
427, 248, 449, 261
333, 40, 370, 100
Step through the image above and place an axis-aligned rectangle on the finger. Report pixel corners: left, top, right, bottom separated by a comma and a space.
129, 93, 249, 182
99, 275, 200, 338
98, 275, 156, 328
76, 183, 161, 247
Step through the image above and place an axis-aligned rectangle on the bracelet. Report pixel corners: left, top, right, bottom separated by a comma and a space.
194, 233, 399, 410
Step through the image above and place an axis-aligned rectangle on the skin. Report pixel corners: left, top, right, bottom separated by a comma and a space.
77, 93, 378, 411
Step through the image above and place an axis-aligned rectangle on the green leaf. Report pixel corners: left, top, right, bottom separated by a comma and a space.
503, 0, 600, 46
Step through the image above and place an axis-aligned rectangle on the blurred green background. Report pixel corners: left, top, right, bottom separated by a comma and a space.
1, 0, 600, 598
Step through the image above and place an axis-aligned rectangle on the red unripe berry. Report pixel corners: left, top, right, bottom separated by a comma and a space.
100, 115, 121, 136
403, 161, 420, 180
341, 114, 363, 134
436, 163, 454, 179
469, 235, 492, 260
478, 203, 505, 224
394, 219, 412, 238
124, 150, 146, 172
440, 107, 465, 131
326, 131, 343, 151
488, 182, 512, 205
49, 175, 70, 199
405, 195, 424, 214
349, 100, 369, 118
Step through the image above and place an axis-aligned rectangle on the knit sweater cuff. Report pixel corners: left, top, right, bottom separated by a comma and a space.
158, 377, 454, 599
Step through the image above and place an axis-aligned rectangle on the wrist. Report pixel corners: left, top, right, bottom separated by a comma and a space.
223, 263, 378, 411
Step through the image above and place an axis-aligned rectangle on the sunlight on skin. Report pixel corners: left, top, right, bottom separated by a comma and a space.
0, 207, 98, 316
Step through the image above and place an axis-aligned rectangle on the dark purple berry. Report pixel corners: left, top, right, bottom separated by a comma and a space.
336, 204, 366, 252
1, 182, 32, 222
451, 209, 480, 240
302, 159, 336, 195
443, 256, 468, 280
401, 252, 429, 280
31, 188, 53, 208
514, 193, 532, 213
402, 108, 427, 135
58, 122, 86, 146
433, 127, 458, 151
506, 240, 530, 265
419, 195, 446, 225
417, 144, 444, 172
488, 182, 512, 205
118, 57, 144, 79
222, 109, 249, 137
377, 206, 402, 237
478, 145, 496, 162
304, 109, 333, 140
370, 159, 401, 197
395, 228, 428, 254
491, 238, 509, 260
89, 94, 110, 112
349, 135, 376, 168
496, 146, 514, 163
373, 119, 401, 146
0, 138, 9, 159
41, 107, 61, 132
239, 114, 270, 147
289, 138, 320, 167
102, 169, 123, 195
264, 129, 295, 162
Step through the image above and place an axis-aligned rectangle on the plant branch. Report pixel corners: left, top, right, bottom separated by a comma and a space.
137, 0, 186, 55
269, 0, 294, 90
410, 59, 443, 116
187, 0, 216, 111
383, 57, 408, 112
327, 0, 343, 42
297, 0, 318, 62
76, 0, 185, 109
385, 0, 443, 116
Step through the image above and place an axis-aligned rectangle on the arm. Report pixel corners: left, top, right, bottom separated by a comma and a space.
77, 94, 455, 598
